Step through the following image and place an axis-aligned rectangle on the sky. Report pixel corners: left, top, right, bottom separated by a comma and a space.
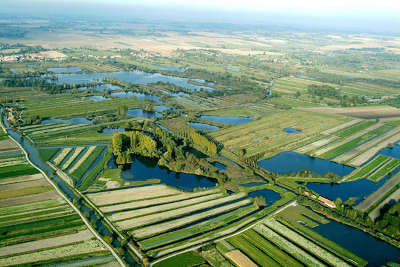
2, 0, 400, 34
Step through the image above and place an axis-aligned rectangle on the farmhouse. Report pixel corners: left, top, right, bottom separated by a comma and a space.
318, 196, 336, 208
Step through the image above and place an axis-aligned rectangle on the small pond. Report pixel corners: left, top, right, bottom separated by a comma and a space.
41, 117, 92, 124
111, 156, 217, 192
127, 109, 161, 118
379, 144, 400, 159
154, 105, 171, 112
258, 152, 354, 177
314, 219, 400, 266
284, 127, 301, 133
247, 189, 281, 206
200, 115, 255, 125
48, 67, 81, 73
241, 182, 266, 187
101, 128, 126, 134
188, 122, 220, 131
110, 91, 161, 103
212, 162, 227, 170
226, 67, 240, 71
151, 65, 185, 72
82, 95, 110, 101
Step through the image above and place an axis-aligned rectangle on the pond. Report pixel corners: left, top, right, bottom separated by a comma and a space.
127, 108, 161, 118
79, 84, 122, 92
41, 117, 92, 124
10, 68, 18, 74
226, 67, 240, 71
82, 95, 110, 101
247, 189, 281, 206
49, 71, 215, 91
187, 122, 220, 131
304, 175, 390, 205
284, 127, 301, 133
212, 162, 227, 170
111, 156, 217, 192
379, 144, 400, 158
314, 219, 400, 266
48, 67, 81, 73
154, 105, 171, 112
200, 115, 255, 125
110, 91, 161, 103
241, 182, 266, 187
101, 128, 126, 134
258, 152, 354, 177
151, 64, 185, 72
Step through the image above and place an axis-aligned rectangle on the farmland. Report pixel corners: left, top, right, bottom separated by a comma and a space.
0, 152, 117, 266
1, 18, 400, 266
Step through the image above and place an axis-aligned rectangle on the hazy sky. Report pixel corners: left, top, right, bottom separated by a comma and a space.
4, 0, 400, 17
2, 0, 400, 34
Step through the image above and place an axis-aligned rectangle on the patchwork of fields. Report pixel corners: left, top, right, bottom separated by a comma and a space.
0, 152, 116, 266
86, 184, 294, 261
39, 145, 111, 191
217, 204, 367, 267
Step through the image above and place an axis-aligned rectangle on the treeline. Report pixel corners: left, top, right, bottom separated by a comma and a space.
112, 131, 158, 164
1, 78, 76, 94
173, 128, 218, 155
374, 200, 400, 240
307, 84, 368, 106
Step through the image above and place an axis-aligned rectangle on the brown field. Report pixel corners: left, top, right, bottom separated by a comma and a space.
0, 139, 20, 153
0, 173, 43, 185
0, 230, 93, 257
302, 106, 400, 119
224, 250, 258, 267
0, 190, 59, 207
0, 179, 49, 192
87, 184, 180, 206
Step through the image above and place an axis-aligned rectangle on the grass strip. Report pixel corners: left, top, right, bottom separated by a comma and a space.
78, 150, 112, 191
71, 146, 105, 180
227, 235, 280, 267
0, 164, 39, 179
347, 155, 389, 180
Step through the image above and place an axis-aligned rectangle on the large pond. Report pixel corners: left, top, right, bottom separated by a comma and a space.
49, 71, 215, 91
200, 115, 255, 125
110, 156, 217, 192
188, 122, 220, 131
379, 144, 400, 158
258, 152, 354, 177
127, 108, 161, 118
110, 91, 161, 103
151, 64, 185, 72
314, 219, 400, 266
304, 176, 390, 205
48, 67, 81, 73
41, 117, 92, 124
